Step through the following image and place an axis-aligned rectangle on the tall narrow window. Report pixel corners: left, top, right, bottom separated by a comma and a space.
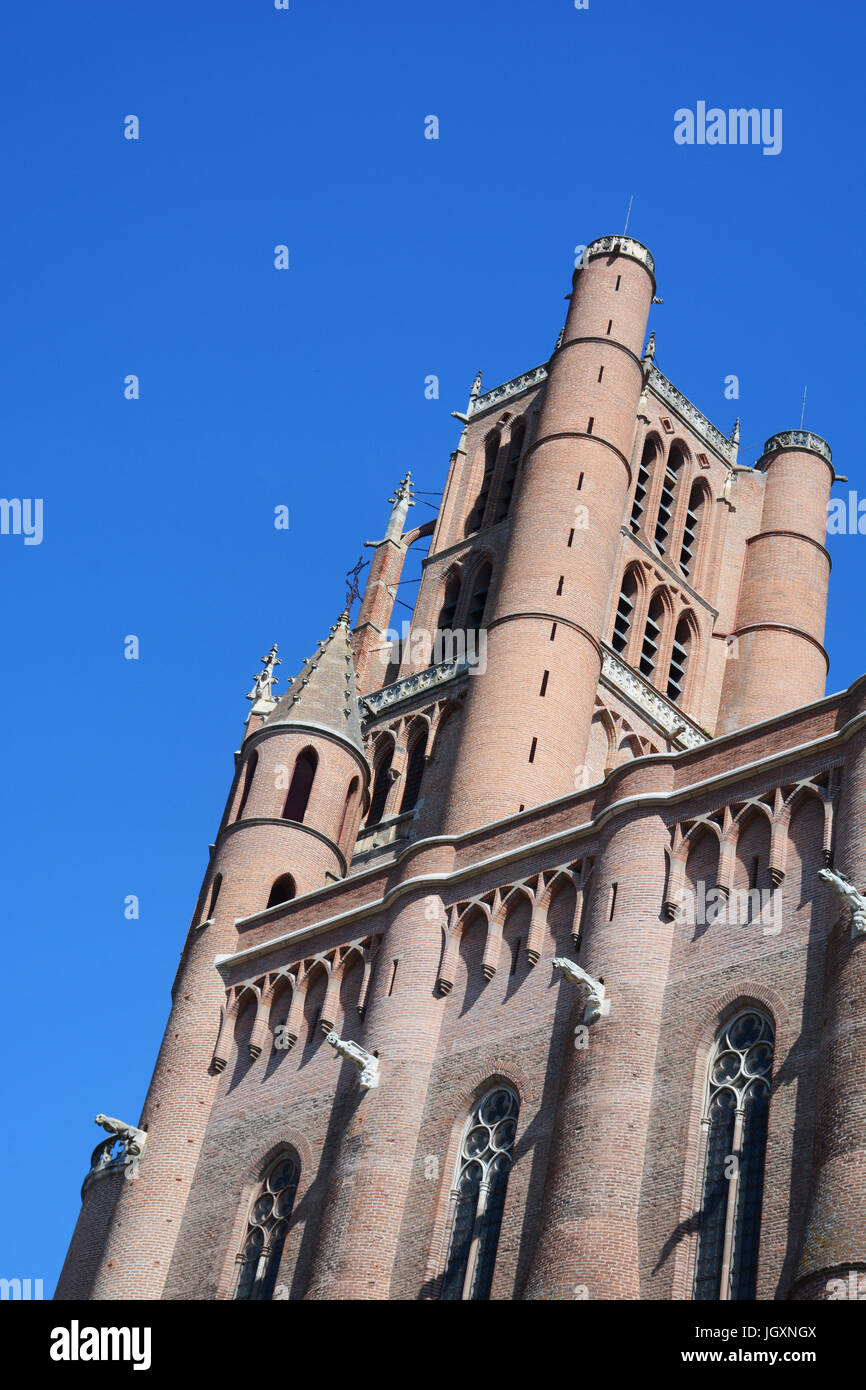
653, 444, 685, 555
440, 1085, 519, 1301
640, 593, 666, 680
234, 1154, 300, 1301
267, 873, 296, 908
466, 562, 492, 634
694, 1010, 774, 1301
282, 748, 317, 822
366, 742, 394, 826
630, 438, 656, 534
236, 751, 258, 821
612, 570, 639, 656
205, 873, 222, 919
400, 731, 427, 814
496, 418, 525, 521
667, 614, 693, 703
337, 777, 359, 848
436, 572, 461, 636
466, 432, 500, 534
680, 481, 708, 580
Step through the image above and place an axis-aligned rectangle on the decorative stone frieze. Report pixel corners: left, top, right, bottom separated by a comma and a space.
468, 364, 549, 419
361, 659, 467, 719
600, 646, 709, 750
647, 365, 737, 466
761, 430, 833, 467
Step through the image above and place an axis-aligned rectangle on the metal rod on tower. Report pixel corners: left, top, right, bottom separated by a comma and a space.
800, 386, 807, 429
623, 194, 633, 234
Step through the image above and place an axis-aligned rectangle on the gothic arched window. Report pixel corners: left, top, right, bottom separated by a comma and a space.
694, 1010, 774, 1301
205, 873, 222, 919
337, 776, 360, 849
366, 741, 394, 826
399, 730, 426, 814
680, 480, 709, 581
267, 873, 296, 909
667, 614, 694, 703
440, 1084, 519, 1301
495, 418, 525, 521
466, 562, 492, 634
630, 436, 658, 534
282, 748, 317, 822
612, 568, 640, 656
466, 432, 500, 535
653, 443, 686, 555
639, 591, 667, 680
234, 1153, 300, 1301
436, 572, 461, 636
236, 750, 258, 821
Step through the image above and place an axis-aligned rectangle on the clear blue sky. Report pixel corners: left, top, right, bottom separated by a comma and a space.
1, 0, 863, 1295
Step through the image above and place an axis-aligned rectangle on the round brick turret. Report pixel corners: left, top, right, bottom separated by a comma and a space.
441, 237, 655, 833
791, 721, 866, 1300
524, 760, 675, 1299
717, 431, 833, 735
304, 848, 454, 1300
55, 618, 370, 1300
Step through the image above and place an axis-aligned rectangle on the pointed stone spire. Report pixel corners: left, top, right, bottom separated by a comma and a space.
451, 370, 483, 426
385, 471, 415, 541
264, 612, 365, 755
730, 417, 741, 462
642, 330, 656, 367
246, 643, 281, 713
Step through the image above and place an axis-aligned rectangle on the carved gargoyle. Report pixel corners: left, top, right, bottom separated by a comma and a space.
87, 1114, 148, 1182
95, 1114, 147, 1158
817, 868, 866, 940
325, 1032, 380, 1090
552, 956, 607, 1024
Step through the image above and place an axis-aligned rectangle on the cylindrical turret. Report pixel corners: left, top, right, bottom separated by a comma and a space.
304, 844, 454, 1300
717, 431, 833, 735
791, 722, 866, 1300
55, 619, 369, 1300
523, 760, 675, 1299
441, 236, 655, 833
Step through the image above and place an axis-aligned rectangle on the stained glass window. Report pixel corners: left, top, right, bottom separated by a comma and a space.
694, 1010, 774, 1301
440, 1085, 519, 1301
234, 1154, 300, 1301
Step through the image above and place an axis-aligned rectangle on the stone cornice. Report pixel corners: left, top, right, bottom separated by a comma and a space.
647, 365, 737, 467
600, 644, 711, 749
585, 234, 656, 283
462, 358, 733, 479
760, 429, 832, 468
468, 363, 549, 419
361, 659, 469, 721
217, 687, 866, 974
217, 815, 348, 877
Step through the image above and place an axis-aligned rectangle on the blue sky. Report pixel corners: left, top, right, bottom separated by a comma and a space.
1, 0, 864, 1294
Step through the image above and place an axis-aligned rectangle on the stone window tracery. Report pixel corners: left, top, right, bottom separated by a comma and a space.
234, 1154, 300, 1301
440, 1085, 519, 1301
694, 1009, 774, 1301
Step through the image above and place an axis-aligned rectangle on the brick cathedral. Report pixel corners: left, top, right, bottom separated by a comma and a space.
58, 236, 865, 1302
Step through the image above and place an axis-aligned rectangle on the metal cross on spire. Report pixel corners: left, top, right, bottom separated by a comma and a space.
344, 554, 366, 615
